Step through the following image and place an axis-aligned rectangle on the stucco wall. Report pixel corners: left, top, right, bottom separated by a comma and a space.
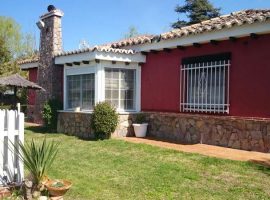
141, 34, 270, 118
28, 68, 38, 105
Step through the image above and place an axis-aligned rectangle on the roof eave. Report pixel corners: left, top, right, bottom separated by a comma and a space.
55, 51, 146, 65
129, 20, 270, 52
19, 62, 39, 70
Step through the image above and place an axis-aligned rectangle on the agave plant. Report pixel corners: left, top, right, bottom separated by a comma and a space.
12, 138, 59, 188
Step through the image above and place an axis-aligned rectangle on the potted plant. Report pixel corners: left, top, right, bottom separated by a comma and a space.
11, 138, 61, 199
45, 179, 72, 198
133, 113, 148, 137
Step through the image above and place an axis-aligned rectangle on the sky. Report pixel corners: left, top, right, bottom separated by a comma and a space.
1, 0, 270, 51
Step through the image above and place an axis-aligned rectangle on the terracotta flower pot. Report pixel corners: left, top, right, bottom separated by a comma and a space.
0, 187, 11, 198
45, 180, 72, 197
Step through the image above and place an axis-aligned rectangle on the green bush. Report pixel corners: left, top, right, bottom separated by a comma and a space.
91, 102, 119, 139
134, 113, 147, 124
42, 99, 63, 132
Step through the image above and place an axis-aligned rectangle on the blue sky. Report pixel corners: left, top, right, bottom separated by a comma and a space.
1, 0, 270, 51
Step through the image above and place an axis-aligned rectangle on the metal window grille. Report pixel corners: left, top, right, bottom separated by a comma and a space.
180, 60, 230, 113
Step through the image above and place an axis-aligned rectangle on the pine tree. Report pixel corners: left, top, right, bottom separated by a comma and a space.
172, 0, 221, 29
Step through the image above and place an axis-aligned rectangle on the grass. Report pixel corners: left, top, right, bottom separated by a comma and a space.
25, 126, 270, 200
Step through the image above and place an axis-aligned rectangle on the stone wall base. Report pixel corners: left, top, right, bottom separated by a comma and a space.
57, 112, 135, 139
57, 111, 270, 153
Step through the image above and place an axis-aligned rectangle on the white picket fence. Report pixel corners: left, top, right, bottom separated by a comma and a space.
0, 105, 24, 185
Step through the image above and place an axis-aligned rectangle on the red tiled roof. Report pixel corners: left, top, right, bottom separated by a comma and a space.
18, 9, 270, 63
55, 46, 136, 57
17, 54, 39, 65
110, 34, 155, 48
159, 9, 270, 41
112, 9, 270, 47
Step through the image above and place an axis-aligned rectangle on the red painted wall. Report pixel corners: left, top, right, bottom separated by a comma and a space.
141, 34, 270, 118
28, 68, 38, 105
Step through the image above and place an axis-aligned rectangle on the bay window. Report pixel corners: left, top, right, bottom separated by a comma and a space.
64, 62, 140, 113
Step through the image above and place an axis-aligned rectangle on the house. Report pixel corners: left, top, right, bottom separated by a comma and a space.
19, 6, 270, 152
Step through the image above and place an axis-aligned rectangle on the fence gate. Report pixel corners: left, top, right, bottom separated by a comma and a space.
0, 106, 24, 185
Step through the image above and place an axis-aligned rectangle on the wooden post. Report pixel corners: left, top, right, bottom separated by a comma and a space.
17, 109, 24, 183
13, 87, 17, 109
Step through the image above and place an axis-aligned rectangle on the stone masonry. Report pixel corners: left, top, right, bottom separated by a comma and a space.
57, 112, 135, 139
57, 111, 270, 153
34, 7, 64, 123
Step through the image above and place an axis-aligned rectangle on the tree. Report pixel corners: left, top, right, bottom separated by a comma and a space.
0, 37, 11, 64
172, 0, 221, 29
124, 26, 139, 39
0, 16, 36, 76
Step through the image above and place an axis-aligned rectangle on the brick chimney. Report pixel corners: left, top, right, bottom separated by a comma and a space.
34, 5, 64, 123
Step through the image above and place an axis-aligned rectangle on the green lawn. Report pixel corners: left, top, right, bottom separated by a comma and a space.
25, 126, 270, 200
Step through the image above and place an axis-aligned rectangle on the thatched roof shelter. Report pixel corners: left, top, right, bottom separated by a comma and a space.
0, 74, 44, 90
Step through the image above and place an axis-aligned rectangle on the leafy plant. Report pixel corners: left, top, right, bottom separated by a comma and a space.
134, 113, 146, 124
12, 138, 59, 189
91, 102, 119, 139
42, 99, 63, 132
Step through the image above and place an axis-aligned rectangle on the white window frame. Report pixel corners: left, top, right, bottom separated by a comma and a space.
63, 61, 141, 113
104, 68, 137, 112
64, 65, 97, 111
180, 57, 230, 114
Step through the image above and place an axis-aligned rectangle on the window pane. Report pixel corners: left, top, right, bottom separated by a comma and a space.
105, 68, 136, 110
81, 74, 95, 110
67, 74, 95, 110
67, 75, 81, 109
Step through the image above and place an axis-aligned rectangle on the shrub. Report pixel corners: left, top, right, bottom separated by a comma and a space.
42, 99, 63, 131
134, 113, 146, 124
91, 102, 118, 139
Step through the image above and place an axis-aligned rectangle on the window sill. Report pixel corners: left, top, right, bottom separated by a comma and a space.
58, 110, 140, 115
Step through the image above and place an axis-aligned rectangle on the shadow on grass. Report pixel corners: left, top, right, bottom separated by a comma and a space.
247, 159, 270, 175
25, 125, 100, 142
25, 125, 55, 134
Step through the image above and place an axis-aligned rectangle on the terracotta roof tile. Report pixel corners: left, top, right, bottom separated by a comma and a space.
110, 9, 270, 47
55, 46, 136, 57
159, 9, 270, 41
17, 54, 39, 65
18, 9, 270, 61
110, 34, 155, 48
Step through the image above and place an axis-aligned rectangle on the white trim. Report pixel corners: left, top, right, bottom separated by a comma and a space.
55, 51, 146, 65
65, 65, 96, 76
19, 62, 38, 70
64, 65, 96, 110
58, 110, 139, 114
63, 61, 141, 112
125, 21, 270, 52
136, 65, 141, 112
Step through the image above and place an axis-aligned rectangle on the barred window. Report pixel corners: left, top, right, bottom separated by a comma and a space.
180, 53, 230, 113
105, 68, 136, 111
67, 74, 95, 110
